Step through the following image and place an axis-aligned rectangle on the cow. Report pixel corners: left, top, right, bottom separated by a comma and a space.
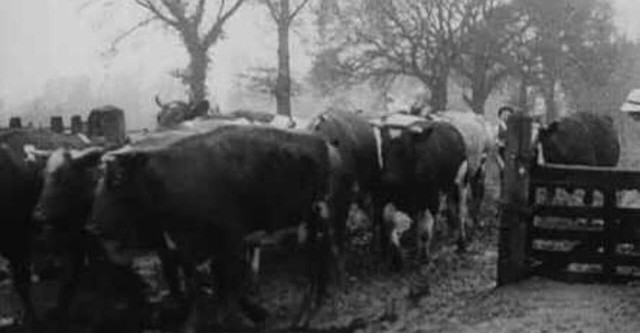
30, 146, 144, 333
427, 110, 493, 230
374, 118, 468, 268
537, 112, 619, 167
155, 96, 213, 129
532, 112, 621, 271
307, 109, 383, 261
86, 125, 340, 330
0, 129, 91, 331
536, 112, 620, 205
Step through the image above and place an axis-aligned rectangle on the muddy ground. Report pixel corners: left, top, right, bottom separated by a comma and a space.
3, 161, 640, 332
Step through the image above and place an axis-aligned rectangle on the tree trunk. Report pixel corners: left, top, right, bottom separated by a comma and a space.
542, 81, 557, 123
185, 46, 209, 103
430, 75, 448, 112
518, 77, 528, 113
275, 0, 292, 116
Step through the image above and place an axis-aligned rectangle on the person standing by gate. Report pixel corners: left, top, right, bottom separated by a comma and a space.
497, 106, 515, 171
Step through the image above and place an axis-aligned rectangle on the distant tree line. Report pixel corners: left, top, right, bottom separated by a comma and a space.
310, 0, 630, 121
88, 0, 639, 121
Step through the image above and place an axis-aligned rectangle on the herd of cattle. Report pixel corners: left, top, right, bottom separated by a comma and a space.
0, 97, 620, 332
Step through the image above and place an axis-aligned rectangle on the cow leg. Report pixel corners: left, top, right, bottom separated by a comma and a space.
216, 240, 261, 329
455, 185, 470, 252
453, 161, 470, 252
51, 236, 86, 333
243, 246, 261, 293
10, 256, 37, 332
415, 208, 435, 262
294, 204, 335, 329
469, 163, 486, 230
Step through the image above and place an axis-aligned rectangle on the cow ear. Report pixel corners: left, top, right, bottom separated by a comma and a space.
106, 152, 148, 188
192, 100, 210, 116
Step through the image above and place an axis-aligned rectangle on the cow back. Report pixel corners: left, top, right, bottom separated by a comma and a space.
94, 125, 333, 260
309, 109, 380, 189
381, 120, 466, 202
428, 110, 493, 175
539, 112, 620, 167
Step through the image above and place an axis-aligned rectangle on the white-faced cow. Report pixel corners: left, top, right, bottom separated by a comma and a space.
374, 117, 468, 268
0, 129, 91, 331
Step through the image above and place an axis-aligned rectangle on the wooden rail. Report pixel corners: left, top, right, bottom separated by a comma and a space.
498, 114, 640, 285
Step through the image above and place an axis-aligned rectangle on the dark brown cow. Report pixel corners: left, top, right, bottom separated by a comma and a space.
0, 129, 90, 331
87, 125, 340, 330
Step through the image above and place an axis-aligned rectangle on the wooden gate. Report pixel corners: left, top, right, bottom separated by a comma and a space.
498, 113, 640, 285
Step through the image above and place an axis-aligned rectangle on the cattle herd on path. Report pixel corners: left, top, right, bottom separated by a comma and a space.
0, 98, 620, 333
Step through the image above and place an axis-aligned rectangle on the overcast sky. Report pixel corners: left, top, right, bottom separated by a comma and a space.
0, 0, 638, 111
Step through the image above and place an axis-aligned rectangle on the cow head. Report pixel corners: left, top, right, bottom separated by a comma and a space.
309, 113, 343, 148
88, 150, 160, 260
378, 125, 427, 189
156, 95, 210, 129
33, 147, 105, 231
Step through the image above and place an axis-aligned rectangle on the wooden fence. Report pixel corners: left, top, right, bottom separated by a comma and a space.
4, 108, 126, 146
498, 114, 640, 285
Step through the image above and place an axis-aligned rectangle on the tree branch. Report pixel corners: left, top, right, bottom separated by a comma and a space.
107, 16, 157, 53
203, 0, 245, 47
288, 0, 312, 21
193, 0, 206, 27
264, 0, 281, 23
134, 0, 179, 28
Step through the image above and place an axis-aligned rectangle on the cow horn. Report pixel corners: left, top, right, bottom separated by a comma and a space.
155, 95, 164, 108
23, 145, 53, 158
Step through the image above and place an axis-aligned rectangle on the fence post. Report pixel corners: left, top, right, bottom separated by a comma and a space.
70, 115, 83, 134
602, 188, 616, 281
497, 113, 533, 286
9, 117, 22, 129
51, 116, 64, 133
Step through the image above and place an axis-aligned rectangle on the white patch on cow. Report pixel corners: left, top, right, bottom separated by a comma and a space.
163, 231, 177, 250
76, 133, 92, 144
537, 142, 545, 165
455, 160, 469, 187
383, 203, 413, 247
45, 149, 67, 174
382, 113, 425, 127
388, 128, 403, 139
23, 144, 53, 164
250, 247, 261, 278
314, 201, 331, 221
416, 209, 435, 258
297, 223, 309, 244
270, 115, 296, 129
372, 126, 385, 170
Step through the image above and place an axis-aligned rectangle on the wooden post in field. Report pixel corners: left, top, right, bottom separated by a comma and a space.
70, 115, 83, 134
497, 113, 532, 286
9, 117, 22, 129
50, 116, 64, 133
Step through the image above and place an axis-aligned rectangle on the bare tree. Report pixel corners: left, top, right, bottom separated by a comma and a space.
261, 0, 312, 116
456, 0, 525, 114
94, 0, 247, 104
334, 0, 477, 112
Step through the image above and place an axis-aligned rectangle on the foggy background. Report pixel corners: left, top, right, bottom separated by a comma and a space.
0, 0, 639, 130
